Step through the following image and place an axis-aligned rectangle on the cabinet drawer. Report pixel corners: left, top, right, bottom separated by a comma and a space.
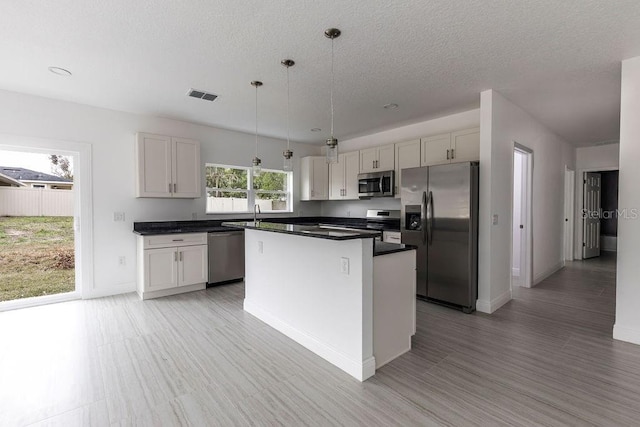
382, 231, 402, 243
143, 233, 207, 249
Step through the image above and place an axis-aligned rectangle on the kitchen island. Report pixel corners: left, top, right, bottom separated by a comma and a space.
222, 221, 416, 381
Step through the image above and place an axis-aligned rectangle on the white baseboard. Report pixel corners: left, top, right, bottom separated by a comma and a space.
138, 283, 206, 300
476, 290, 511, 314
534, 262, 564, 286
613, 324, 640, 346
244, 299, 375, 381
84, 281, 137, 299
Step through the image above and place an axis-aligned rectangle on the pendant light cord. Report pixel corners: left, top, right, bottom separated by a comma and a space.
255, 84, 259, 158
330, 37, 335, 139
287, 65, 291, 151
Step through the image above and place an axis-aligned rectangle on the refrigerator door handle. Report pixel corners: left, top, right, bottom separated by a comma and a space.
427, 190, 434, 245
421, 191, 428, 244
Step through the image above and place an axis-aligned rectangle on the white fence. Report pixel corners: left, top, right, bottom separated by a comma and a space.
206, 197, 286, 213
0, 187, 74, 216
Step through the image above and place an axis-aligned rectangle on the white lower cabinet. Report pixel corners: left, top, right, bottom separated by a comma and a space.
138, 233, 208, 299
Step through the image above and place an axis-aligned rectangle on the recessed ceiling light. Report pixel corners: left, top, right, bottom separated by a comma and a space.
383, 103, 399, 110
48, 67, 72, 76
311, 128, 321, 132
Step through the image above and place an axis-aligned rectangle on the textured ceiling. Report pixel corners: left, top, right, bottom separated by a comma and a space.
1, 0, 639, 146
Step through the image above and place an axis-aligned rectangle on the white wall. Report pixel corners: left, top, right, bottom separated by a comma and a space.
0, 89, 321, 298
574, 143, 620, 258
317, 109, 480, 217
336, 109, 481, 152
614, 56, 640, 345
478, 90, 575, 313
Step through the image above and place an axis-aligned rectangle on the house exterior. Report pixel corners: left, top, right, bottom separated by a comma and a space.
0, 166, 73, 190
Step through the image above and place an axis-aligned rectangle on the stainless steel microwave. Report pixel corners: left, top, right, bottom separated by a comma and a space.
358, 170, 395, 198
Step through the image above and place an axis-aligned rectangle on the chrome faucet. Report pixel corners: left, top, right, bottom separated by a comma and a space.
253, 204, 261, 224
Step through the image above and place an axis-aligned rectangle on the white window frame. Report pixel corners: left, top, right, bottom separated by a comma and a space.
205, 163, 293, 214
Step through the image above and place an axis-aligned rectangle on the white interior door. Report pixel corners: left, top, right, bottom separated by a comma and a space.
564, 169, 575, 261
512, 151, 525, 286
583, 172, 601, 259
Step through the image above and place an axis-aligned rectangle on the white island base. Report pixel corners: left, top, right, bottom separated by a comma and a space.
242, 228, 416, 381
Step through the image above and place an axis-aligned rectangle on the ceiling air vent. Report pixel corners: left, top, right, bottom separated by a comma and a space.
187, 88, 218, 102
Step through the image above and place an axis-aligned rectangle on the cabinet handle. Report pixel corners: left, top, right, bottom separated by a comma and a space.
375, 160, 379, 168
446, 149, 450, 160
179, 251, 183, 261
174, 251, 178, 262
169, 183, 172, 193
451, 149, 455, 159
172, 239, 184, 242
311, 190, 314, 197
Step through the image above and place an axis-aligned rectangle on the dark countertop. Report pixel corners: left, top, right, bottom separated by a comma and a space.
133, 216, 400, 236
222, 221, 382, 241
373, 242, 415, 257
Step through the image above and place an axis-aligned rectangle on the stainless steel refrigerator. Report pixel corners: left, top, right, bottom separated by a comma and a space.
401, 162, 479, 313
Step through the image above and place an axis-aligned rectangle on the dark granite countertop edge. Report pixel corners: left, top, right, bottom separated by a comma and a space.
373, 243, 416, 257
222, 222, 381, 241
133, 216, 400, 235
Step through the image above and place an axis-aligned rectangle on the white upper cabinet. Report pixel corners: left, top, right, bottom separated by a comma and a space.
136, 133, 201, 198
359, 148, 378, 173
421, 128, 479, 166
450, 128, 480, 163
394, 139, 421, 197
172, 138, 201, 198
360, 144, 395, 173
377, 144, 395, 171
421, 133, 451, 166
300, 156, 328, 200
329, 151, 359, 200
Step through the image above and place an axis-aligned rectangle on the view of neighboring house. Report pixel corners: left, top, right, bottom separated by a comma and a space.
0, 171, 24, 187
0, 166, 73, 190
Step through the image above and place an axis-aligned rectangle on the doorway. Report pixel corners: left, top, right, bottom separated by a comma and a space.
581, 170, 619, 259
0, 134, 93, 311
512, 145, 533, 289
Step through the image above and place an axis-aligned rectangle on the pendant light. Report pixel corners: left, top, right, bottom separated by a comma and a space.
251, 80, 263, 176
325, 28, 341, 164
281, 59, 295, 171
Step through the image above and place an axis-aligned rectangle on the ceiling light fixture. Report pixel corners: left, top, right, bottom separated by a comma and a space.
383, 103, 399, 110
48, 66, 72, 76
325, 27, 341, 164
251, 80, 263, 176
281, 59, 295, 172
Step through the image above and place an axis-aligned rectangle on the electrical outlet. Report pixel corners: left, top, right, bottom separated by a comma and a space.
492, 214, 499, 225
340, 257, 350, 274
113, 212, 125, 222
191, 212, 198, 220
118, 256, 126, 266
258, 241, 264, 254
346, 210, 351, 217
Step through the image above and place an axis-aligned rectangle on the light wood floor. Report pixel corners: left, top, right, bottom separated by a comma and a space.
2, 252, 640, 426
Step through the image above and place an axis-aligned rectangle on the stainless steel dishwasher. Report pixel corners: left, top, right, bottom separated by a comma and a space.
207, 230, 245, 285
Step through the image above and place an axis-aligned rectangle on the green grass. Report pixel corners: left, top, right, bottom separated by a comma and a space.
0, 216, 75, 302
